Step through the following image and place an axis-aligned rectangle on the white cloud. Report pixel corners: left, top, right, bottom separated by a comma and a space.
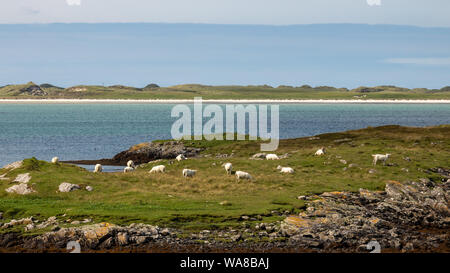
384, 57, 450, 65
367, 0, 381, 6
66, 0, 81, 6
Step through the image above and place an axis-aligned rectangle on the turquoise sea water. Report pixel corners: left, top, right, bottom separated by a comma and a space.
0, 104, 449, 167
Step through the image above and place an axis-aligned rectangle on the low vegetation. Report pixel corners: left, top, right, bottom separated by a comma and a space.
0, 125, 449, 233
1, 82, 450, 100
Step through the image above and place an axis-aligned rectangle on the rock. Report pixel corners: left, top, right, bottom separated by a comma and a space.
368, 169, 377, 174
24, 224, 35, 231
250, 153, 266, 160
59, 182, 80, 192
231, 234, 242, 242
85, 186, 93, 192
71, 221, 81, 225
2, 161, 23, 170
117, 232, 129, 246
339, 159, 347, 165
133, 236, 147, 244
348, 163, 358, 168
112, 141, 203, 165
19, 82, 48, 96
297, 196, 306, 200
402, 242, 414, 252
6, 183, 35, 195
161, 228, 170, 236
13, 173, 31, 183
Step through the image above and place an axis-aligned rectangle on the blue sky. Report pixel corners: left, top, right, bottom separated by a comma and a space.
0, 1, 449, 88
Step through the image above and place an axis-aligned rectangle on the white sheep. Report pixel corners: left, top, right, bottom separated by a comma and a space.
51, 157, 59, 164
315, 147, 325, 156
123, 166, 134, 173
222, 162, 233, 174
93, 164, 102, 173
182, 168, 197, 178
235, 171, 253, 180
149, 165, 166, 174
266, 154, 279, 160
127, 160, 135, 168
277, 165, 294, 174
372, 154, 391, 166
176, 154, 187, 161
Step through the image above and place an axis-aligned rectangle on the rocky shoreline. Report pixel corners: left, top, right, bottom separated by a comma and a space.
1, 177, 448, 253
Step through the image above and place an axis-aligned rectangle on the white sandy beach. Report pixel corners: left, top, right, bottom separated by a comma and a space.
0, 99, 450, 104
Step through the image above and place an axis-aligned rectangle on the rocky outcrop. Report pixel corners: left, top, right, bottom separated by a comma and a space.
112, 141, 203, 165
281, 179, 449, 252
5, 172, 34, 195
5, 183, 35, 195
2, 161, 23, 170
19, 82, 48, 96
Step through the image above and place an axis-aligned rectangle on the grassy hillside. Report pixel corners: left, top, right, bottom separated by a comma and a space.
1, 82, 450, 100
1, 125, 449, 234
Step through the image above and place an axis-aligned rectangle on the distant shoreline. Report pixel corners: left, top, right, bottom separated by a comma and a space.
1, 99, 450, 104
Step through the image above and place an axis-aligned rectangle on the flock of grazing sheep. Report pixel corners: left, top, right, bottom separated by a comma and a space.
49, 147, 392, 180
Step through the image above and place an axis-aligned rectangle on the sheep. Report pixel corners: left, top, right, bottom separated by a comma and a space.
123, 166, 134, 173
372, 154, 391, 166
149, 165, 166, 174
315, 147, 325, 156
51, 157, 59, 164
222, 162, 233, 174
277, 165, 294, 174
176, 154, 187, 161
93, 164, 102, 173
127, 160, 135, 168
235, 171, 253, 180
182, 168, 197, 178
266, 154, 279, 160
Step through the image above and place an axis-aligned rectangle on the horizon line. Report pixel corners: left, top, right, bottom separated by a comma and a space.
1, 22, 450, 29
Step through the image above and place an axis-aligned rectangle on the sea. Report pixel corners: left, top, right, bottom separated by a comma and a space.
0, 103, 449, 168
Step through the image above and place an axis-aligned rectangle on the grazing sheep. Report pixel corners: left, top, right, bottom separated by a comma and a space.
93, 164, 102, 173
149, 165, 166, 174
315, 147, 325, 156
266, 154, 279, 160
123, 166, 134, 173
127, 160, 135, 168
51, 157, 59, 164
176, 154, 187, 161
277, 165, 294, 174
235, 171, 253, 180
222, 162, 233, 174
182, 168, 197, 178
372, 154, 391, 166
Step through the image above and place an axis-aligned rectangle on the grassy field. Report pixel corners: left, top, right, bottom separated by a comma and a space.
0, 125, 449, 234
1, 82, 450, 100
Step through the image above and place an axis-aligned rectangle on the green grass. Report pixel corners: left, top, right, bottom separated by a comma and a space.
0, 125, 449, 233
1, 83, 450, 100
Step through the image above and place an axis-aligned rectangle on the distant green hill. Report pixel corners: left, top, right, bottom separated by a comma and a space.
1, 82, 449, 100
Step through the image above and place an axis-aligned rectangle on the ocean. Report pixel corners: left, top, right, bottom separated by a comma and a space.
0, 103, 449, 167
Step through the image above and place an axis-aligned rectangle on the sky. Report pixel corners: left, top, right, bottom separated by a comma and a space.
1, 0, 450, 27
0, 1, 449, 88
